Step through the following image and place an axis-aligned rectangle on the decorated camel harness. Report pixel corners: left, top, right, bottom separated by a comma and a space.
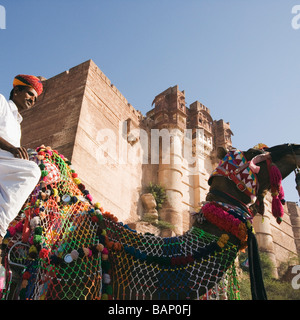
0, 143, 299, 300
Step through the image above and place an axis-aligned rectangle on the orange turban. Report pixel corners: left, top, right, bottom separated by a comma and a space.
13, 74, 43, 96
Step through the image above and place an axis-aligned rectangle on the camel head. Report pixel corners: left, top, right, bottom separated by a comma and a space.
208, 143, 300, 218
265, 144, 300, 180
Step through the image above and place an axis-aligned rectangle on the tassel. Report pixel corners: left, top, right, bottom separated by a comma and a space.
269, 164, 284, 224
295, 170, 300, 198
269, 164, 282, 186
279, 184, 285, 205
271, 192, 284, 222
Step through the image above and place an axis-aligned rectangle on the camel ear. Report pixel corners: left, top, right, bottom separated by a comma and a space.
217, 147, 228, 160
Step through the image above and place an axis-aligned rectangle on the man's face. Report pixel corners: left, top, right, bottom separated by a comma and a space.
12, 86, 38, 111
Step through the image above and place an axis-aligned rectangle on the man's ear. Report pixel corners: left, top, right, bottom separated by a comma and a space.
13, 86, 22, 97
12, 87, 17, 95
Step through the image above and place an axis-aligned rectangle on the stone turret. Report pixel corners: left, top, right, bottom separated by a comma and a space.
253, 197, 300, 278
146, 86, 234, 235
287, 202, 300, 256
213, 119, 233, 151
150, 85, 187, 131
148, 85, 187, 235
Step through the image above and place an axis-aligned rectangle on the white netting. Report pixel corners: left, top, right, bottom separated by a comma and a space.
1, 146, 241, 300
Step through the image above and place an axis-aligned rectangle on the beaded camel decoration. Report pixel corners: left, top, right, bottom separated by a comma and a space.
0, 143, 299, 300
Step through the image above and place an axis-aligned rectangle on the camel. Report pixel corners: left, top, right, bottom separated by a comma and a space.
0, 143, 299, 300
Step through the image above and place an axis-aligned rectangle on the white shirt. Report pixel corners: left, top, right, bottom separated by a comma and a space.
0, 93, 22, 148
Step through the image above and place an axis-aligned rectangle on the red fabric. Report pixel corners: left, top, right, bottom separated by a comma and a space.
13, 74, 43, 96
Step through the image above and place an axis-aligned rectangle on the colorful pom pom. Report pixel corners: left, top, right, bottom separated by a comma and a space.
39, 248, 50, 260
70, 250, 79, 260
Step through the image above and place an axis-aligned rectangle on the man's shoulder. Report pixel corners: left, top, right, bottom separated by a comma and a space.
0, 94, 9, 116
0, 93, 8, 104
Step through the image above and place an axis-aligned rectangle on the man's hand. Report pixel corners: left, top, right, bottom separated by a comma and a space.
10, 146, 29, 160
0, 136, 29, 160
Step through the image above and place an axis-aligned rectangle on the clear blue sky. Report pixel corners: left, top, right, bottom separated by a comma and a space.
0, 0, 299, 201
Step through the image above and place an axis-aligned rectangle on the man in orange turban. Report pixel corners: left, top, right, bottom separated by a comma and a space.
0, 75, 43, 257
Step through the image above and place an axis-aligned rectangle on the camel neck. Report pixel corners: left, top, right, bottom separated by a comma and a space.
208, 189, 251, 214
